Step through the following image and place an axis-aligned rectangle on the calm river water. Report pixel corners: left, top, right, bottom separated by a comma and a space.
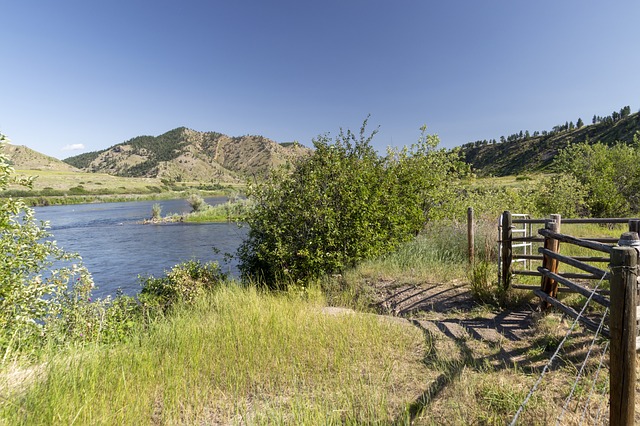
34, 198, 246, 299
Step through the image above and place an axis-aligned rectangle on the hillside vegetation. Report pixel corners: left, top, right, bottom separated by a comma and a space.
63, 127, 311, 183
2, 144, 79, 172
460, 106, 640, 176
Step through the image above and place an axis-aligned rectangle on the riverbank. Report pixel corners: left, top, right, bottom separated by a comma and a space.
10, 190, 236, 207
143, 196, 249, 224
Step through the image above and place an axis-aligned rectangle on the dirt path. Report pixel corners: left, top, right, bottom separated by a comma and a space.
371, 280, 536, 343
363, 279, 617, 423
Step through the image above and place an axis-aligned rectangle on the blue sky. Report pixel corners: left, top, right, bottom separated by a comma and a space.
1, 1, 639, 159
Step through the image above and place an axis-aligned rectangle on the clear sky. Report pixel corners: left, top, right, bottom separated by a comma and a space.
1, 1, 639, 159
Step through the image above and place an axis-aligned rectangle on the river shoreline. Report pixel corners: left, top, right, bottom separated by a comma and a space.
34, 198, 246, 297
7, 189, 234, 207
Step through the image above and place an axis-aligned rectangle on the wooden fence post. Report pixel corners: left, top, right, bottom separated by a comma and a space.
467, 207, 475, 265
629, 219, 640, 234
609, 232, 639, 426
501, 211, 512, 290
540, 215, 560, 309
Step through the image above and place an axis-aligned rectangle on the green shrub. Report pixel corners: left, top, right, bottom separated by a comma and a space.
554, 137, 640, 216
534, 174, 587, 217
0, 135, 103, 359
238, 120, 470, 286
43, 265, 109, 346
99, 292, 141, 344
151, 203, 162, 220
139, 260, 226, 312
187, 193, 207, 212
68, 185, 87, 194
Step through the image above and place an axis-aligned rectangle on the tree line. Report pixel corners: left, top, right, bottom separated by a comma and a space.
462, 105, 635, 149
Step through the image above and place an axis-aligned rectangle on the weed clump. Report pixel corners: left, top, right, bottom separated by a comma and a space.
139, 260, 226, 312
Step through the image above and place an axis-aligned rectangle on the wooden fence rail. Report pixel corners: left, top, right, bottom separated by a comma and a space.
495, 211, 640, 425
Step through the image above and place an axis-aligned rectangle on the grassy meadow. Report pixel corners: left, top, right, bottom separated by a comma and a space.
1, 285, 429, 425
0, 215, 619, 425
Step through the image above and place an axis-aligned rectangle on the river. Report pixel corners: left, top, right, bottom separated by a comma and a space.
34, 198, 246, 299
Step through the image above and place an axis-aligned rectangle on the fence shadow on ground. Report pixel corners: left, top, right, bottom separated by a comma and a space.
374, 282, 606, 425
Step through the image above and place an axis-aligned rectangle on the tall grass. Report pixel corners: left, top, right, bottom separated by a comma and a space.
1, 285, 428, 424
342, 217, 498, 286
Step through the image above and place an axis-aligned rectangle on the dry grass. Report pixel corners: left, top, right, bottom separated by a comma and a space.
12, 169, 161, 193
323, 220, 623, 425
0, 285, 431, 424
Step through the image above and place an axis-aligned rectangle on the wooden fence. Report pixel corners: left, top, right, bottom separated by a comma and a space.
495, 211, 640, 425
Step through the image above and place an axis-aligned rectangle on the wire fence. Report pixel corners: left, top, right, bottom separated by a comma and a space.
499, 213, 640, 425
509, 277, 609, 425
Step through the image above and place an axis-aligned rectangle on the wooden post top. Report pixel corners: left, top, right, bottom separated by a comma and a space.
618, 232, 640, 247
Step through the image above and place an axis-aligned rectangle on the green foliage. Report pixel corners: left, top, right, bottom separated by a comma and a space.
0, 135, 101, 358
99, 292, 141, 344
461, 108, 640, 176
186, 193, 207, 212
386, 125, 472, 222
62, 150, 103, 169
151, 203, 162, 220
139, 260, 226, 312
68, 185, 88, 195
462, 184, 539, 219
534, 174, 587, 217
183, 197, 249, 223
238, 121, 470, 285
42, 266, 107, 346
554, 141, 640, 217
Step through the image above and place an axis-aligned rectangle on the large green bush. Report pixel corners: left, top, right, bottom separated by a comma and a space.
237, 121, 470, 285
533, 174, 587, 217
554, 136, 640, 217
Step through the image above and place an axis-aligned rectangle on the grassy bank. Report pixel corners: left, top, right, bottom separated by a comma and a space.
1, 169, 242, 206
1, 285, 428, 424
183, 198, 250, 223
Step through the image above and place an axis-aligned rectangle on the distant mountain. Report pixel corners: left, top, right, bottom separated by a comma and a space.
459, 108, 640, 176
2, 144, 79, 172
63, 127, 311, 183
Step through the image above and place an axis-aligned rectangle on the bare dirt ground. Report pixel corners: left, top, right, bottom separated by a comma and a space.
361, 279, 619, 424
370, 279, 538, 361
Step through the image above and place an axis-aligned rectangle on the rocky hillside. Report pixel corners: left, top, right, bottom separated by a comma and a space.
64, 127, 311, 183
2, 144, 79, 172
460, 109, 640, 176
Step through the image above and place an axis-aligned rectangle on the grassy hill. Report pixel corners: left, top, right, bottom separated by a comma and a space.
3, 144, 79, 172
460, 108, 640, 176
63, 127, 311, 183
